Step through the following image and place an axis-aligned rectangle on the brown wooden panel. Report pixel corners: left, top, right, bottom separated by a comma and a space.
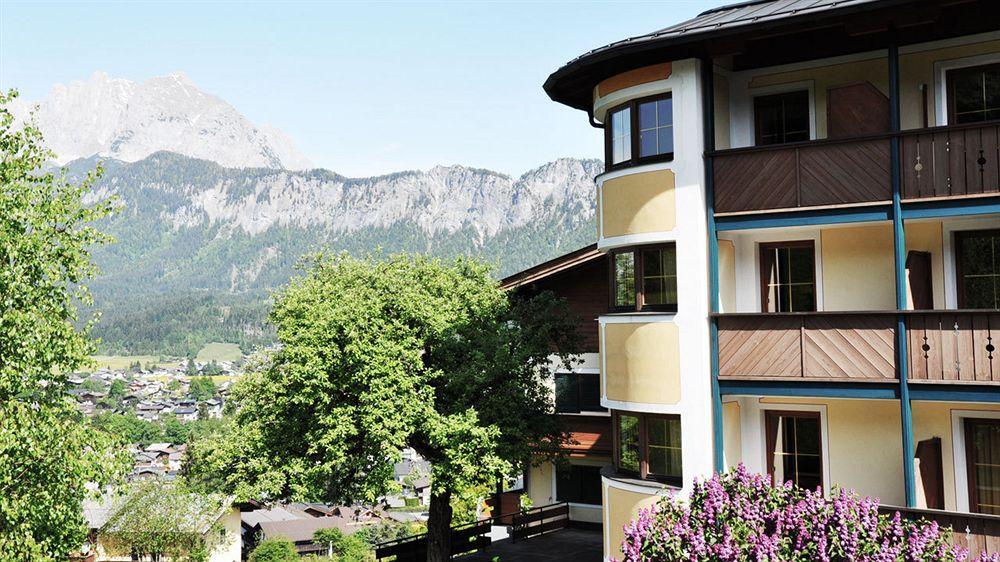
883, 506, 1000, 555
950, 129, 968, 197
802, 314, 895, 379
972, 314, 993, 381
983, 124, 1000, 195
827, 82, 889, 139
714, 149, 797, 212
906, 312, 1000, 384
798, 139, 891, 206
908, 313, 929, 380
718, 316, 802, 378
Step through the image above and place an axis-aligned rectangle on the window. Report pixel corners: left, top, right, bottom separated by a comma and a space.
554, 372, 605, 413
765, 411, 822, 491
610, 245, 677, 312
609, 106, 632, 165
956, 230, 1000, 309
760, 241, 816, 313
556, 463, 603, 505
604, 93, 673, 169
965, 418, 1000, 515
613, 411, 682, 485
948, 63, 1000, 125
754, 91, 810, 146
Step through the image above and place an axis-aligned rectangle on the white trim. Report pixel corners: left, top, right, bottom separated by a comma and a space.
951, 409, 1000, 513
602, 474, 670, 496
599, 314, 675, 324
942, 218, 1000, 309
594, 80, 672, 123
601, 397, 686, 415
740, 400, 832, 497
934, 51, 1000, 126
596, 160, 675, 183
728, 228, 824, 313
599, 231, 678, 251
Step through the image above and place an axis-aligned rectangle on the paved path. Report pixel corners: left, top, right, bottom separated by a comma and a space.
458, 527, 603, 561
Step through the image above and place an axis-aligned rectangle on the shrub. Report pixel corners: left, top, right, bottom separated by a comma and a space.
617, 464, 1000, 562
248, 538, 298, 562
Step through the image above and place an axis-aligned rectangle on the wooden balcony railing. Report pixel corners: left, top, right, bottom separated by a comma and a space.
881, 505, 1000, 556
901, 121, 1000, 200
711, 120, 1000, 214
716, 312, 897, 381
906, 311, 1000, 384
712, 136, 892, 213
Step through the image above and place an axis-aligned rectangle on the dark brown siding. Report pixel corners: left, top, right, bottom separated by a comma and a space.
514, 258, 607, 354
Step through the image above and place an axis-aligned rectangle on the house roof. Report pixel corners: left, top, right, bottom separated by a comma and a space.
542, 0, 1000, 111
500, 244, 601, 290
257, 517, 360, 543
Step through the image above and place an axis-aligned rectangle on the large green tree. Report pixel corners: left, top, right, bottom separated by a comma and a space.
0, 90, 129, 560
205, 253, 578, 561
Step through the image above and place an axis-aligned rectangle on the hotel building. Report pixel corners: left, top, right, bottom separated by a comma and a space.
516, 0, 1000, 558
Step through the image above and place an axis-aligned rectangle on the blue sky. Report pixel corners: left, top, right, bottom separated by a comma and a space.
1, 1, 722, 177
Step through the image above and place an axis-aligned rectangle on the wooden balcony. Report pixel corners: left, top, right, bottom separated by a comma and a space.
712, 136, 891, 213
901, 121, 1000, 201
717, 312, 897, 381
711, 120, 1000, 214
882, 505, 1000, 556
906, 311, 1000, 384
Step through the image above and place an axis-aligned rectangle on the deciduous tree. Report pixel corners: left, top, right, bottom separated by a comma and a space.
0, 89, 129, 560
205, 253, 578, 561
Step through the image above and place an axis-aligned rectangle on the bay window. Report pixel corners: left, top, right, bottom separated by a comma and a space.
610, 244, 677, 312
604, 93, 673, 169
613, 410, 682, 485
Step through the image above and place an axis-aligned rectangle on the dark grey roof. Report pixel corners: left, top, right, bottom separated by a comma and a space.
543, 0, 950, 110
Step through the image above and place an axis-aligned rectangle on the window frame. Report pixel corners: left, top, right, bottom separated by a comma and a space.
764, 410, 824, 491
608, 243, 678, 313
603, 92, 674, 171
946, 62, 1000, 126
554, 371, 606, 414
759, 240, 817, 313
555, 462, 604, 506
753, 90, 811, 146
955, 229, 1000, 309
964, 417, 1000, 515
612, 410, 682, 486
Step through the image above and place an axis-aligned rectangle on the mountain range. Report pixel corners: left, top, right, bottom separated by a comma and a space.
17, 73, 601, 356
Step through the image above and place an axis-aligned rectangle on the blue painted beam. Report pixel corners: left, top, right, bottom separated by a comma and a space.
715, 205, 891, 231
909, 385, 1000, 403
702, 58, 725, 474
901, 196, 1000, 219
718, 380, 900, 400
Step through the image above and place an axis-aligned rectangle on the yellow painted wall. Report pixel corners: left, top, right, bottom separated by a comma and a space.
715, 73, 732, 150
748, 57, 888, 139
760, 398, 904, 505
912, 402, 1000, 511
718, 239, 736, 313
745, 40, 1000, 135
603, 322, 680, 405
904, 220, 945, 309
821, 225, 895, 311
605, 485, 660, 560
900, 40, 1000, 129
601, 170, 676, 239
723, 401, 742, 468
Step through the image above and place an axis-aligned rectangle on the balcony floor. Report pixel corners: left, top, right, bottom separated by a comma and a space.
458, 526, 603, 561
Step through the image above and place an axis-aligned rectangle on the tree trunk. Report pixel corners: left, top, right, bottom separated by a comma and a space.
426, 490, 453, 562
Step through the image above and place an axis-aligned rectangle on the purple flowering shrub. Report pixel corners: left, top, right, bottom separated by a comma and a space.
618, 464, 1000, 562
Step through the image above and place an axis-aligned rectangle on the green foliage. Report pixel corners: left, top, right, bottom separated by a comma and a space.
200, 253, 579, 554
202, 360, 223, 376
100, 480, 231, 562
0, 89, 130, 560
108, 379, 126, 400
186, 358, 199, 376
354, 521, 426, 549
81, 378, 106, 392
248, 539, 298, 562
92, 412, 224, 447
189, 376, 217, 400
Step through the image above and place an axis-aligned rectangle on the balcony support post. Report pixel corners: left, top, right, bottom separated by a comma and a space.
889, 41, 917, 508
702, 57, 725, 474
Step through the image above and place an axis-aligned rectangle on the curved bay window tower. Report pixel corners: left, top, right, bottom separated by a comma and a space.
543, 0, 1000, 559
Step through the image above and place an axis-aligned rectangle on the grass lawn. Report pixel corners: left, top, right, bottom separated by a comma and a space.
87, 355, 182, 372
195, 342, 243, 363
